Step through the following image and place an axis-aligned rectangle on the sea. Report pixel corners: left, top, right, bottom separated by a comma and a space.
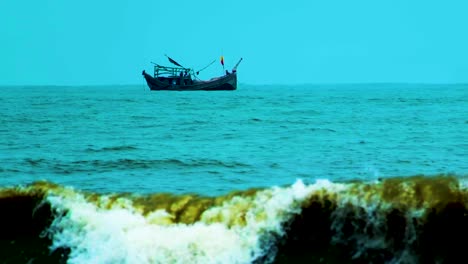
0, 84, 467, 263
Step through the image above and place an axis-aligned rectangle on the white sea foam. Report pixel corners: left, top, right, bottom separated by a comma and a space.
45, 179, 335, 264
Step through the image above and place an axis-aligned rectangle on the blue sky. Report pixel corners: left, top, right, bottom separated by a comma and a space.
1, 0, 467, 85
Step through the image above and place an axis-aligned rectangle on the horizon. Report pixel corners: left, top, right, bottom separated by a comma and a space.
2, 0, 467, 86
2, 82, 467, 88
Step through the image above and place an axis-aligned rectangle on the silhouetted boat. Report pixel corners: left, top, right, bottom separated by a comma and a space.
142, 56, 242, 91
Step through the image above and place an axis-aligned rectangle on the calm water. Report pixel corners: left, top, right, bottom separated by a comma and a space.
0, 84, 467, 263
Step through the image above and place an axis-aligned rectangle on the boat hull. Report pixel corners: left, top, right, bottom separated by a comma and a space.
142, 71, 237, 91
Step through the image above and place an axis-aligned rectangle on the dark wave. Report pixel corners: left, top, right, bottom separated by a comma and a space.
0, 183, 68, 263
0, 175, 467, 263
22, 158, 251, 174
84, 145, 139, 153
275, 175, 468, 264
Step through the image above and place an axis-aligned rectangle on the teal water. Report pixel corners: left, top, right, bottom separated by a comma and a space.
1, 84, 467, 194
1, 84, 468, 263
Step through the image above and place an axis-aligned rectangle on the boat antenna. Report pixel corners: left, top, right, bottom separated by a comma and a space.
195, 59, 216, 75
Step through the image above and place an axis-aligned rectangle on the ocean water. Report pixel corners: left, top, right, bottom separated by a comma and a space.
0, 84, 467, 263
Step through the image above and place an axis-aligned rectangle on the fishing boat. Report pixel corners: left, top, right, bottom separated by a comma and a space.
142, 55, 242, 91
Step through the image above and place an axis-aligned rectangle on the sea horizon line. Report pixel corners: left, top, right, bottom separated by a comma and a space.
1, 82, 467, 88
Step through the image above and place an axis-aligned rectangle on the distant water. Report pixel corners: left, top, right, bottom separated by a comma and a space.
0, 84, 467, 263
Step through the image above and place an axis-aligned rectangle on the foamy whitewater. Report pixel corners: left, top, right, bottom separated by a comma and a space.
0, 84, 467, 263
46, 180, 314, 264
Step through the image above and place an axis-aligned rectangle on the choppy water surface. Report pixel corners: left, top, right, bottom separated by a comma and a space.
0, 84, 467, 263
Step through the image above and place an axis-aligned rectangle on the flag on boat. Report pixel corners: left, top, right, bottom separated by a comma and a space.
220, 56, 224, 66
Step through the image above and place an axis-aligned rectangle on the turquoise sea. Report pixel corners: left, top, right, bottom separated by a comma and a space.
0, 84, 467, 263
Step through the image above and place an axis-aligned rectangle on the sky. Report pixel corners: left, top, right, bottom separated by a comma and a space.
1, 0, 468, 85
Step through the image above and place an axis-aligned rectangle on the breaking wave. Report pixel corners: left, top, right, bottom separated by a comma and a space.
1, 174, 467, 263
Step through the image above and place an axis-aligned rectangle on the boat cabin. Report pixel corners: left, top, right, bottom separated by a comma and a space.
153, 64, 194, 86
